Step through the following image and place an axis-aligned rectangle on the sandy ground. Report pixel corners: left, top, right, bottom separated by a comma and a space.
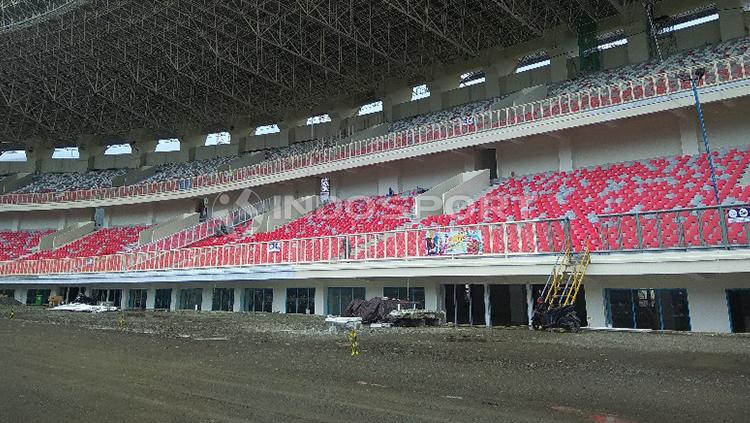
0, 305, 748, 423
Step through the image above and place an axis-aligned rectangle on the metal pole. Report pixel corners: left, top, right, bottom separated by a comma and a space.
689, 76, 721, 206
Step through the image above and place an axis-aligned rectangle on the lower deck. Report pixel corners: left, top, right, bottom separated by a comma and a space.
3, 273, 749, 333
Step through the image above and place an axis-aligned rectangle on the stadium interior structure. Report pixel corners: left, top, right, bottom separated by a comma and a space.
3, 0, 750, 332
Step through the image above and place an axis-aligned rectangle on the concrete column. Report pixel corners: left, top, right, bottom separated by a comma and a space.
483, 282, 491, 327
314, 286, 325, 315
131, 133, 158, 167
718, 0, 746, 42
27, 143, 54, 173
383, 86, 413, 122
121, 288, 130, 310
229, 125, 254, 152
525, 283, 533, 327
558, 137, 574, 172
145, 287, 156, 310
273, 286, 286, 313
485, 57, 518, 98
233, 287, 243, 312
427, 72, 461, 113
181, 132, 207, 161
678, 114, 701, 155
201, 287, 213, 311
625, 5, 651, 65
170, 288, 179, 311
18, 289, 28, 305
548, 27, 578, 83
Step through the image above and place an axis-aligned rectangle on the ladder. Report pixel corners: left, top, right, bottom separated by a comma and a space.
539, 245, 590, 310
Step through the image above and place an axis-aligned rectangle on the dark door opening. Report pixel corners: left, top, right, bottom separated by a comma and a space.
727, 290, 750, 333
476, 148, 498, 180
489, 285, 528, 326
444, 284, 485, 325
155, 289, 172, 310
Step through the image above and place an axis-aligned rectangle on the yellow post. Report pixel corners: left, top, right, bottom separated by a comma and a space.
347, 328, 360, 356
117, 314, 125, 329
9, 308, 15, 319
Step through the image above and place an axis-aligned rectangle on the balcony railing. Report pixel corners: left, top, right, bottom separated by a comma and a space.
2, 204, 750, 277
1, 53, 748, 207
0, 218, 571, 276
598, 204, 749, 251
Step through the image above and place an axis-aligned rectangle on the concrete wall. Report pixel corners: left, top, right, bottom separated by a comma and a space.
138, 212, 200, 245
39, 221, 96, 251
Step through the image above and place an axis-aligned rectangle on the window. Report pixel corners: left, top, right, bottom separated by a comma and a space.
327, 287, 366, 316
255, 124, 280, 135
155, 139, 180, 152
205, 132, 231, 146
0, 150, 27, 162
179, 288, 203, 310
91, 289, 122, 307
104, 144, 132, 155
26, 289, 52, 305
0, 289, 15, 299
383, 287, 425, 309
606, 289, 690, 331
286, 287, 315, 314
154, 289, 172, 309
658, 11, 719, 35
306, 114, 331, 125
516, 58, 551, 74
459, 71, 485, 88
411, 84, 430, 101
59, 287, 84, 303
212, 288, 234, 311
358, 101, 383, 116
598, 37, 628, 51
52, 147, 80, 159
244, 288, 273, 312
128, 289, 147, 310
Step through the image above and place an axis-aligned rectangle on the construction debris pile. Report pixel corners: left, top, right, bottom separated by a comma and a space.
343, 298, 445, 326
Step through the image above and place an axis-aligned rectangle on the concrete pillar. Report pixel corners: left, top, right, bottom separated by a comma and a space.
18, 289, 28, 305
181, 132, 207, 161
201, 287, 213, 311
483, 282, 491, 327
525, 283, 533, 327
27, 143, 54, 173
121, 288, 130, 310
427, 72, 461, 113
383, 86, 413, 122
718, 0, 747, 42
485, 57, 518, 98
314, 286, 325, 315
678, 114, 701, 155
625, 4, 651, 65
548, 28, 579, 83
170, 288, 179, 311
131, 132, 158, 167
145, 287, 156, 310
273, 286, 286, 313
558, 137, 574, 172
233, 287, 243, 312
229, 125, 254, 152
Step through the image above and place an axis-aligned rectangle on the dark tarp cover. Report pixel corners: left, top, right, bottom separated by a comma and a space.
343, 297, 399, 324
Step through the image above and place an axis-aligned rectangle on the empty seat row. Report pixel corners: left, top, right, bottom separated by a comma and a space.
25, 226, 149, 260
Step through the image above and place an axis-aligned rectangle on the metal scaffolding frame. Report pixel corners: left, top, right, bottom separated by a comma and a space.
0, 0, 626, 148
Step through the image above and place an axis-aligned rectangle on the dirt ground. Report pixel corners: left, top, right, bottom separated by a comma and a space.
0, 305, 748, 423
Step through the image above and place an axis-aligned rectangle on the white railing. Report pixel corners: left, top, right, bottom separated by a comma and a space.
0, 218, 571, 276
1, 53, 748, 206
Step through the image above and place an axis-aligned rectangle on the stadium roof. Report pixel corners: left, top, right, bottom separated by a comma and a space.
0, 0, 630, 148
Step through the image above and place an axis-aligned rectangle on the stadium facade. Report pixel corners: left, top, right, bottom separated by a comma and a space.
2, 0, 750, 333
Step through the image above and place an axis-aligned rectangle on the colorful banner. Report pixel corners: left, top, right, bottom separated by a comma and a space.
426, 230, 484, 256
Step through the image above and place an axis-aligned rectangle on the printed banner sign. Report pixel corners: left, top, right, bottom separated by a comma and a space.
426, 230, 484, 256
268, 241, 281, 253
727, 207, 750, 223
